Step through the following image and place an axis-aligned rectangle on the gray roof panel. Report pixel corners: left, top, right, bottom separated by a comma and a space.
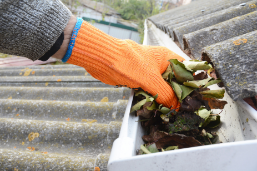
0, 64, 130, 170
183, 10, 257, 59
174, 0, 257, 49
148, 0, 257, 101
201, 30, 257, 100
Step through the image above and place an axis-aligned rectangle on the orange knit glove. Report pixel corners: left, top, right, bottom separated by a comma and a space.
65, 19, 184, 110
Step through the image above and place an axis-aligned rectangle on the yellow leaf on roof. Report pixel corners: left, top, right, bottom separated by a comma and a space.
42, 152, 48, 154
85, 72, 88, 75
45, 82, 48, 86
19, 73, 22, 75
82, 119, 88, 122
57, 79, 62, 82
66, 118, 70, 121
100, 97, 109, 102
22, 142, 25, 145
8, 96, 12, 100
32, 71, 35, 75
23, 69, 32, 76
16, 114, 19, 117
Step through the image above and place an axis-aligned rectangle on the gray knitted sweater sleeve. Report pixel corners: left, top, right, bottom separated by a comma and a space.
0, 0, 71, 61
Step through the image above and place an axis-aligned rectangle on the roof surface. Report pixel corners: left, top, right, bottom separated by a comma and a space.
0, 64, 130, 170
148, 0, 257, 101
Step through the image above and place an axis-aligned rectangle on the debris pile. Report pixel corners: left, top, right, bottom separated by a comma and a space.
132, 59, 227, 154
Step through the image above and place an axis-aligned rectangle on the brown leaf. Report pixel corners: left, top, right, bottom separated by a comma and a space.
203, 97, 227, 109
155, 133, 202, 149
193, 71, 207, 80
142, 135, 154, 143
184, 96, 202, 111
136, 102, 154, 118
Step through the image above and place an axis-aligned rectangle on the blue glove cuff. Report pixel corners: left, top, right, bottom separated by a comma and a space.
62, 18, 83, 63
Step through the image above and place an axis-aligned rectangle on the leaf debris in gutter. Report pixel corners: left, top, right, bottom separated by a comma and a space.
133, 59, 227, 155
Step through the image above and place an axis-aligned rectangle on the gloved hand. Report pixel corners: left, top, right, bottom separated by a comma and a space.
64, 19, 184, 110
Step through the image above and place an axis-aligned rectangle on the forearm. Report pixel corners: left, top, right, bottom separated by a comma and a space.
0, 0, 71, 60
52, 15, 77, 60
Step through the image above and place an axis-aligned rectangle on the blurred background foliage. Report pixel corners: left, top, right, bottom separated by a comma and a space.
62, 0, 168, 43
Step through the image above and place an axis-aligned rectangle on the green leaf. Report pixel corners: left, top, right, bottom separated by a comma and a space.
201, 115, 220, 128
169, 59, 194, 83
204, 115, 221, 128
171, 81, 195, 102
183, 60, 212, 72
183, 77, 213, 88
180, 85, 195, 101
147, 143, 159, 153
200, 89, 225, 99
146, 101, 158, 111
153, 94, 158, 100
196, 107, 211, 120
160, 107, 171, 114
131, 95, 154, 113
160, 114, 169, 122
171, 81, 182, 100
165, 146, 178, 151
207, 133, 213, 138
140, 145, 151, 154
162, 65, 172, 80
203, 79, 222, 88
135, 91, 151, 98
131, 99, 147, 113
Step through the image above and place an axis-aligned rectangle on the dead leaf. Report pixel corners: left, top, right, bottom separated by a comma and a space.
32, 71, 35, 75
42, 152, 48, 154
8, 96, 12, 99
200, 89, 225, 99
136, 102, 155, 118
193, 71, 208, 80
28, 132, 39, 141
202, 97, 227, 109
85, 72, 88, 76
45, 82, 48, 86
22, 142, 25, 145
57, 79, 62, 82
14, 146, 16, 148
66, 118, 70, 121
155, 133, 202, 149
19, 73, 22, 75
53, 75, 55, 77
100, 97, 109, 102
16, 114, 19, 117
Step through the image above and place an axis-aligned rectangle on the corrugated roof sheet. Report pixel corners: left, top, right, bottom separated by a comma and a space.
148, 0, 257, 101
0, 64, 130, 170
